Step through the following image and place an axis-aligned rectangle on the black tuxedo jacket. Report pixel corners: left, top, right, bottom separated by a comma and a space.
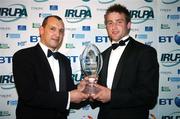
96, 37, 159, 119
13, 43, 75, 119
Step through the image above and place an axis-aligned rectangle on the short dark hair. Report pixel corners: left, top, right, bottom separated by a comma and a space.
42, 15, 63, 27
104, 4, 131, 24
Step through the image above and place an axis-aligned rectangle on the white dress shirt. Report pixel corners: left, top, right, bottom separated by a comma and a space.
39, 42, 60, 91
107, 35, 130, 89
39, 42, 70, 109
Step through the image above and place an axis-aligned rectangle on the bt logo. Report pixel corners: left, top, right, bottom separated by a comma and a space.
159, 98, 173, 105
175, 94, 180, 108
0, 56, 12, 64
95, 36, 109, 43
159, 95, 180, 108
159, 35, 180, 45
67, 56, 78, 63
30, 35, 40, 42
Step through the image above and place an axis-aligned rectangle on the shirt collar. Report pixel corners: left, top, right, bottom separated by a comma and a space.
39, 42, 59, 57
111, 35, 130, 44
39, 42, 49, 57
39, 42, 58, 57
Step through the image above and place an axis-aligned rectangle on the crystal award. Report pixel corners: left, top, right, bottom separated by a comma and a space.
80, 43, 103, 95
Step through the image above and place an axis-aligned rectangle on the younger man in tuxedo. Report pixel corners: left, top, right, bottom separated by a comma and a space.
91, 4, 159, 119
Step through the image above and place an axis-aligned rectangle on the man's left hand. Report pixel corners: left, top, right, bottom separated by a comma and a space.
91, 84, 111, 103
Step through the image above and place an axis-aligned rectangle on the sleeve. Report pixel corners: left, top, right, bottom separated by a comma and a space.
110, 47, 159, 109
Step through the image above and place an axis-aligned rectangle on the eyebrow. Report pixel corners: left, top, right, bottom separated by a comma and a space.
107, 18, 125, 22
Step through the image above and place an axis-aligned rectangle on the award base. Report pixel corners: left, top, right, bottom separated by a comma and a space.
82, 84, 100, 95
82, 77, 100, 95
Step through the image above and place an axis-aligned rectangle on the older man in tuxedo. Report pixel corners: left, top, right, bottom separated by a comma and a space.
13, 15, 88, 119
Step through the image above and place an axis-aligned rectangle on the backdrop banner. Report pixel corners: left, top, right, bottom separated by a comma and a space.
0, 0, 180, 119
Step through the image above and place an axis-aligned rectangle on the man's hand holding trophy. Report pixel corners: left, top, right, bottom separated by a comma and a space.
79, 43, 103, 99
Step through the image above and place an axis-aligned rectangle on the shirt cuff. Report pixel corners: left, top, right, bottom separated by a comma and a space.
66, 92, 70, 109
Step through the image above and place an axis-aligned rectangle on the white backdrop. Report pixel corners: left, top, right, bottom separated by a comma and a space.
0, 0, 180, 119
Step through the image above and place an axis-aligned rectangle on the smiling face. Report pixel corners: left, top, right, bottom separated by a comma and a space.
39, 17, 65, 51
105, 12, 131, 42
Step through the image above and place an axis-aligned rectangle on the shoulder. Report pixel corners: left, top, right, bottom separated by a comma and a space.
102, 46, 111, 56
130, 37, 157, 53
58, 52, 70, 63
13, 45, 37, 59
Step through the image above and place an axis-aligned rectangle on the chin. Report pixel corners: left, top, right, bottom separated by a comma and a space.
111, 36, 121, 41
112, 39, 120, 42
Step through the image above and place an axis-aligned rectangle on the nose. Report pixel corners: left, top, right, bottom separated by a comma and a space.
111, 22, 118, 29
54, 30, 60, 38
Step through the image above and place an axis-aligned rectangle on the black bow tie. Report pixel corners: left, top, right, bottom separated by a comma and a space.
47, 49, 58, 59
111, 39, 129, 50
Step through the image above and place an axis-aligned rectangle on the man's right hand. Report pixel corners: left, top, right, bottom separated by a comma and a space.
77, 78, 88, 92
70, 89, 89, 103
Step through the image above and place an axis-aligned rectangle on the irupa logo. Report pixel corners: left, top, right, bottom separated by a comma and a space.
130, 6, 154, 24
162, 111, 180, 119
162, 0, 179, 4
65, 5, 91, 23
0, 73, 15, 89
34, 0, 48, 2
161, 49, 180, 67
98, 0, 115, 4
72, 70, 83, 83
0, 4, 28, 22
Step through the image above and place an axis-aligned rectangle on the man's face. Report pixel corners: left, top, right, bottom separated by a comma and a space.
105, 12, 131, 42
39, 17, 65, 50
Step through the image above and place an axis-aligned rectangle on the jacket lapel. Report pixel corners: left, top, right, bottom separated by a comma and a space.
99, 47, 112, 87
35, 44, 56, 92
57, 53, 67, 92
111, 37, 134, 89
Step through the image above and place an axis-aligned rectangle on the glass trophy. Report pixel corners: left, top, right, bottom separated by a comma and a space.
80, 43, 103, 95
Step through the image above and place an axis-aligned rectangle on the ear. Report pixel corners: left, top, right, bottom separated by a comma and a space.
127, 22, 131, 29
39, 26, 44, 36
